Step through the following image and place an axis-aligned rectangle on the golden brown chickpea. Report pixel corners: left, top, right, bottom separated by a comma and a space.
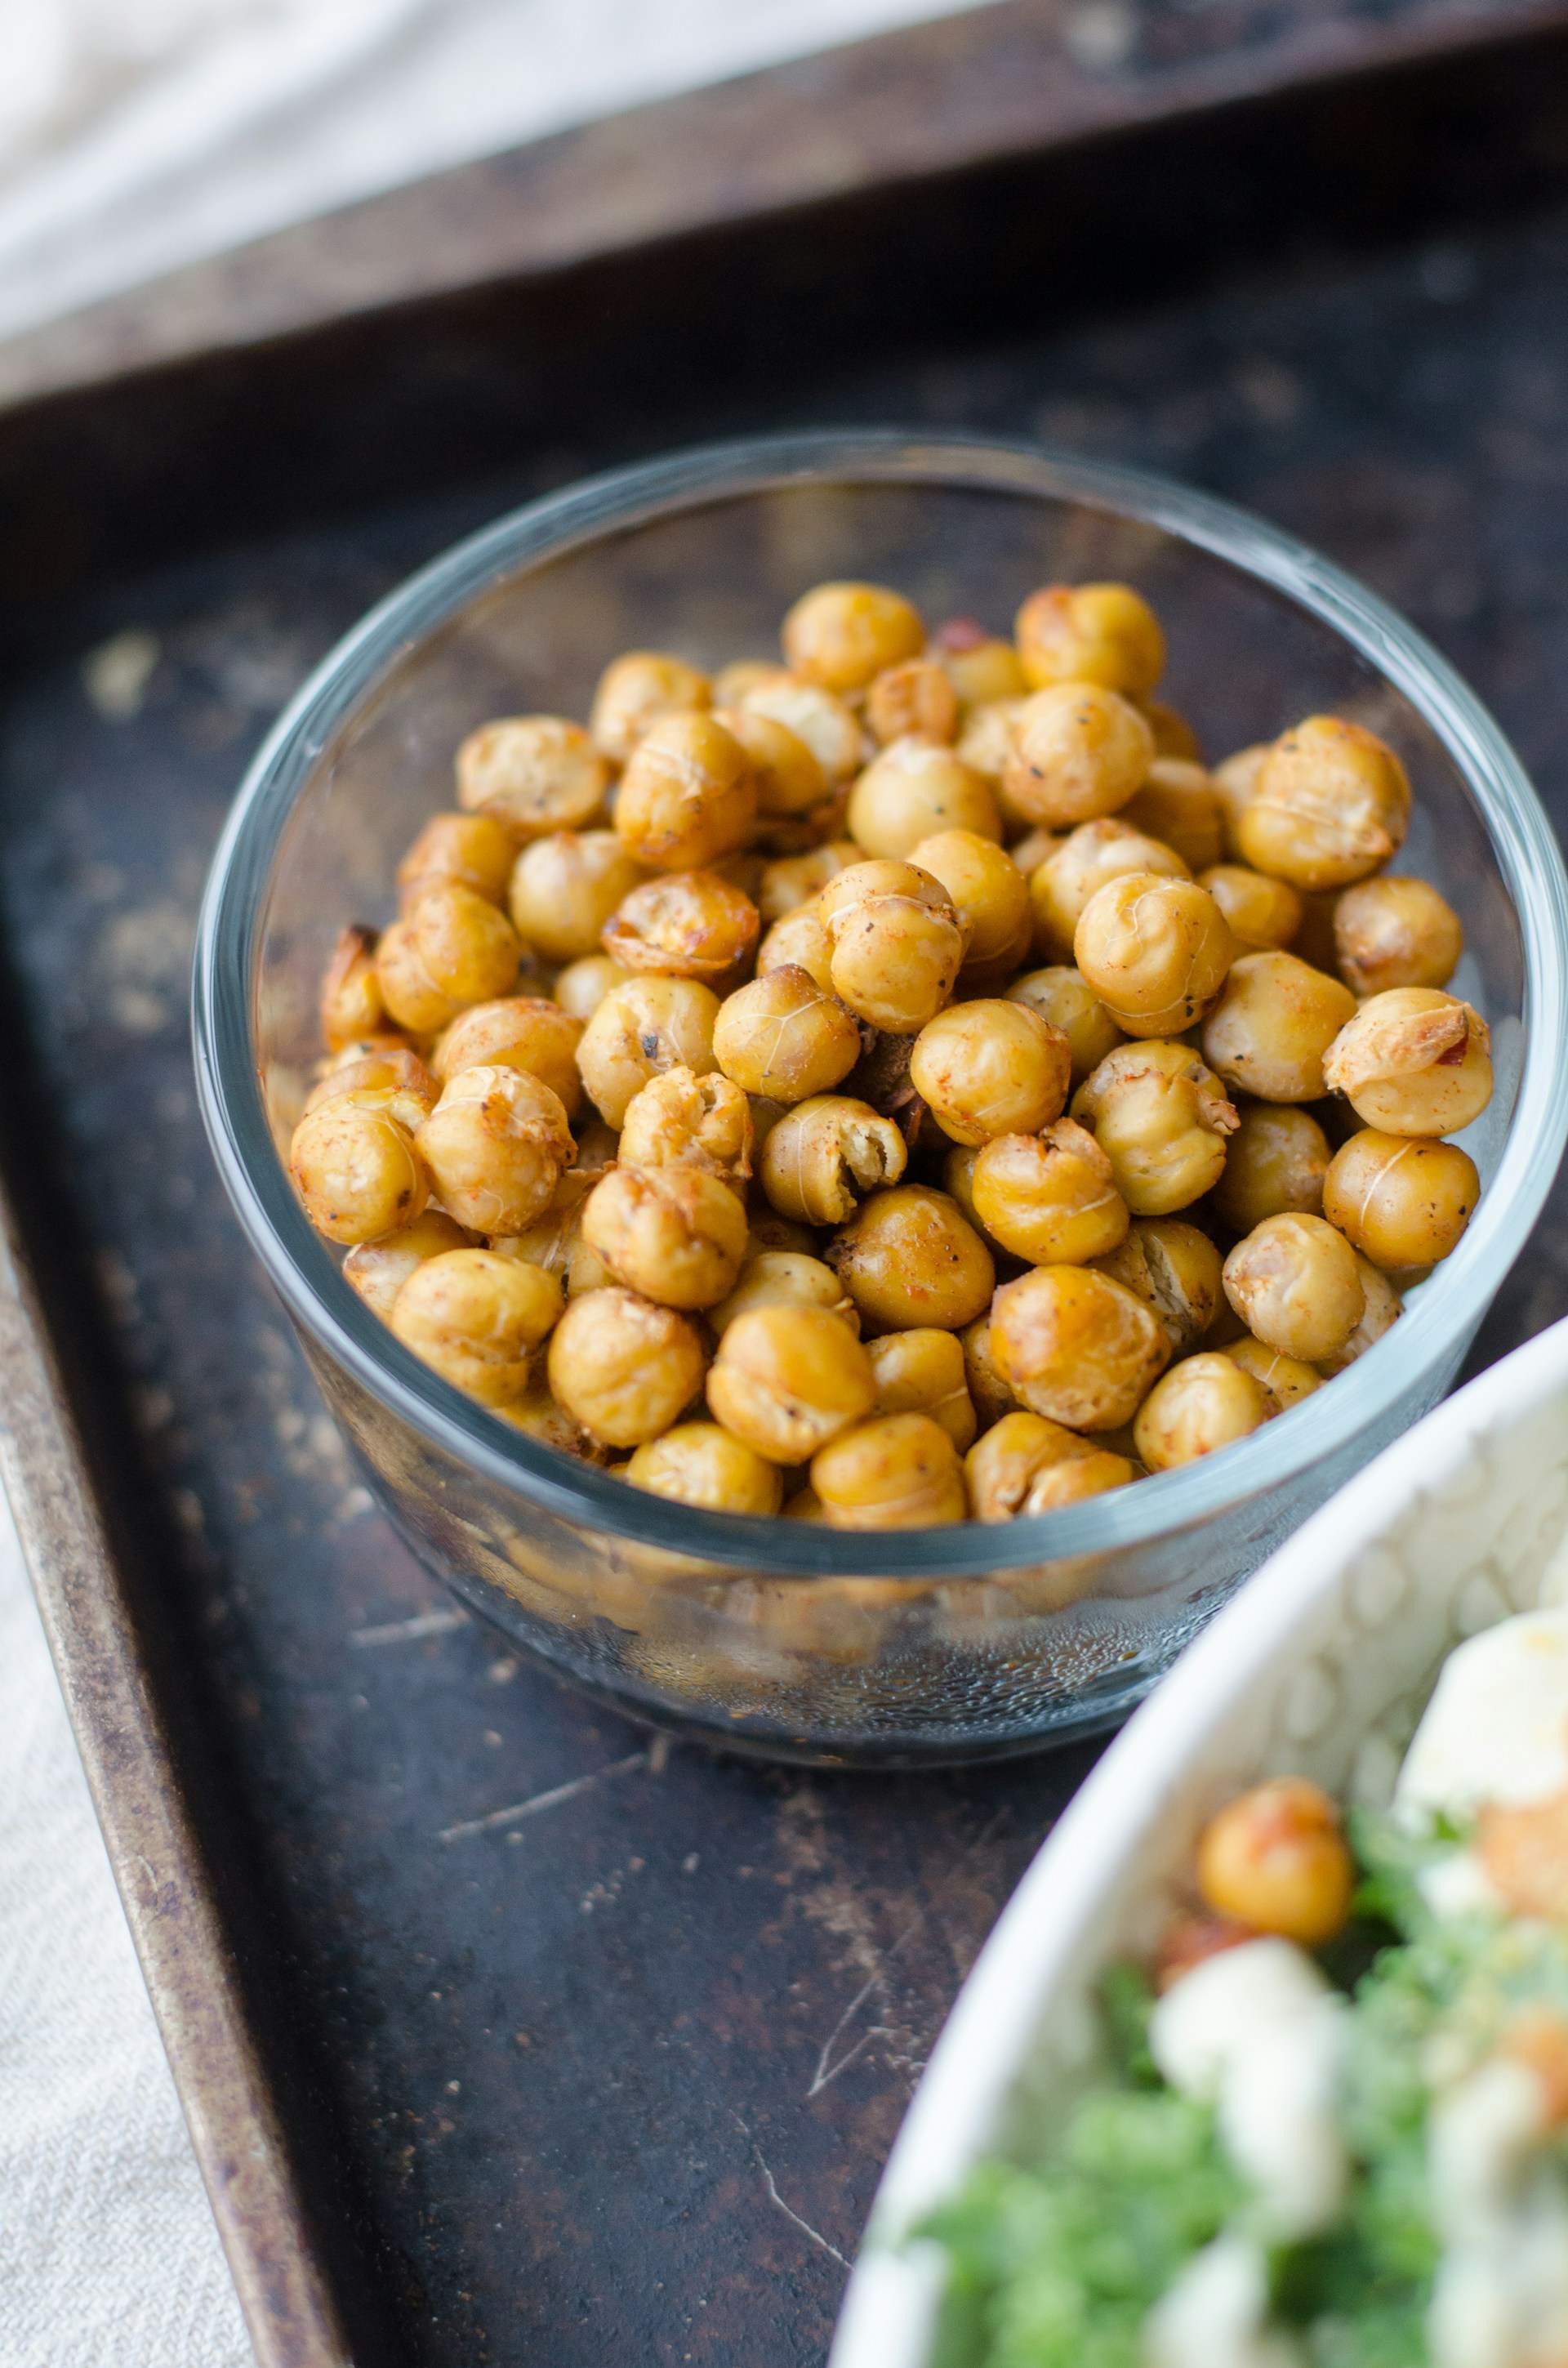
744, 1206, 816, 1255
910, 1001, 1072, 1147
318, 1030, 422, 1074
710, 966, 861, 1104
972, 1120, 1129, 1268
492, 1380, 614, 1465
617, 1065, 754, 1184
866, 658, 959, 747
1031, 818, 1191, 962
1333, 875, 1463, 997
991, 1264, 1169, 1431
1141, 699, 1203, 763
1211, 1101, 1331, 1233
819, 859, 967, 1035
1014, 582, 1165, 697
487, 1172, 607, 1297
1223, 1211, 1365, 1362
289, 1099, 430, 1244
575, 975, 721, 1128
932, 621, 1029, 710
906, 828, 1032, 983
706, 1303, 876, 1462
396, 810, 519, 912
847, 737, 1000, 858
866, 1329, 977, 1452
1238, 716, 1411, 890
700, 708, 823, 832
1075, 873, 1234, 1038
940, 1144, 988, 1237
318, 924, 386, 1051
1196, 1777, 1355, 1947
1197, 863, 1304, 953
710, 1250, 858, 1337
391, 1247, 562, 1407
343, 1209, 473, 1320
1201, 950, 1356, 1104
614, 712, 757, 872
548, 1287, 707, 1447
955, 697, 1027, 787
827, 1185, 995, 1334
301, 1046, 438, 1130
965, 1411, 1128, 1521
1316, 1255, 1402, 1376
580, 1165, 748, 1310
1072, 1040, 1238, 1215
1322, 988, 1492, 1137
1089, 1217, 1223, 1354
626, 1422, 783, 1515
1134, 1352, 1273, 1470
1213, 743, 1270, 856
755, 902, 835, 992
456, 718, 609, 841
782, 581, 924, 694
589, 652, 710, 765
552, 953, 631, 1021
739, 671, 863, 786
1005, 966, 1125, 1087
1002, 683, 1154, 828
431, 996, 584, 1116
810, 1412, 968, 1529
759, 1095, 906, 1225
957, 1314, 1017, 1432
711, 658, 777, 707
507, 830, 644, 965
1220, 1336, 1323, 1411
416, 1064, 574, 1235
757, 840, 861, 924
376, 885, 519, 1033
1321, 1128, 1478, 1269
1005, 825, 1060, 876
1120, 759, 1226, 872
600, 868, 760, 983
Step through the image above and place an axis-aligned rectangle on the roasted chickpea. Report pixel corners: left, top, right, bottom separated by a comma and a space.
706, 1303, 876, 1462
1316, 1255, 1402, 1376
1197, 863, 1304, 953
431, 996, 584, 1116
810, 1413, 968, 1529
932, 621, 1028, 709
1321, 1128, 1478, 1269
827, 1185, 995, 1334
396, 811, 519, 914
700, 708, 826, 832
617, 1065, 753, 1183
508, 830, 644, 965
972, 1121, 1129, 1267
755, 902, 835, 992
1213, 743, 1269, 856
757, 841, 861, 923
576, 975, 721, 1127
376, 885, 520, 1032
710, 965, 861, 1104
580, 1166, 747, 1309
1089, 1217, 1223, 1353
710, 1251, 858, 1337
589, 652, 710, 764
1223, 1211, 1365, 1362
782, 581, 924, 694
1201, 950, 1356, 1104
1196, 1777, 1355, 1947
614, 712, 757, 872
1333, 875, 1463, 997
1014, 582, 1165, 697
906, 828, 1032, 984
866, 1329, 976, 1452
548, 1287, 707, 1447
711, 659, 777, 707
1237, 716, 1411, 890
955, 698, 1027, 787
1322, 988, 1492, 1136
1003, 825, 1058, 876
990, 1264, 1169, 1431
1211, 1101, 1331, 1232
553, 953, 631, 1021
417, 1064, 574, 1235
847, 737, 1000, 858
1120, 759, 1225, 872
494, 1380, 613, 1465
739, 672, 863, 786
1075, 873, 1234, 1037
289, 1098, 430, 1244
960, 1313, 1018, 1428
1005, 966, 1125, 1086
301, 1047, 438, 1131
1134, 1352, 1272, 1469
866, 658, 959, 747
391, 1247, 561, 1407
625, 1421, 783, 1515
1031, 818, 1191, 962
343, 1209, 473, 1320
1072, 1040, 1238, 1215
966, 1411, 1129, 1520
911, 1001, 1072, 1147
488, 1171, 607, 1296
759, 1095, 906, 1225
599, 868, 760, 984
819, 859, 967, 1035
456, 717, 608, 839
1220, 1336, 1323, 1411
319, 924, 387, 1050
1002, 683, 1154, 828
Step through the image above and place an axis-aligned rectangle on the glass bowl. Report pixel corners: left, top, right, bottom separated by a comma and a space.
192, 430, 1568, 1767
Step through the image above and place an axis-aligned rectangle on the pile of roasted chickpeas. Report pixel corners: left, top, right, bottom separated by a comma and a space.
288, 575, 1492, 1532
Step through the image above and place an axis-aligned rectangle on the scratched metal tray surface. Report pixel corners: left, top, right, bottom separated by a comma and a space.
6, 11, 1568, 2366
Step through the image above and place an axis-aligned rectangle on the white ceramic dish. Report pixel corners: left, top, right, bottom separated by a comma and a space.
831, 1313, 1568, 2368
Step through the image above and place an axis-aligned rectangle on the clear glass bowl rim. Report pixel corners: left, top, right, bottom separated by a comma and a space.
191, 427, 1568, 1582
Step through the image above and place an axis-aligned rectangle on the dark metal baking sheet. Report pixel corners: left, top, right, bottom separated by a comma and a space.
4, 18, 1568, 2365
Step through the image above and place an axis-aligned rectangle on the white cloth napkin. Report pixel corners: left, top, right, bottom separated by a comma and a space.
0, 1500, 252, 2368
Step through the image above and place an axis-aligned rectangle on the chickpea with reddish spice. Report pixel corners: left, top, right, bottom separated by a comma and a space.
589, 652, 710, 764
417, 1064, 574, 1235
955, 698, 1027, 787
1134, 1352, 1272, 1470
710, 1251, 858, 1337
809, 1413, 968, 1528
576, 975, 720, 1127
1223, 1211, 1365, 1363
398, 812, 518, 909
866, 658, 959, 746
755, 902, 835, 991
617, 1065, 753, 1183
757, 841, 860, 923
319, 925, 387, 1051
828, 1186, 995, 1335
1005, 965, 1124, 1086
1196, 1777, 1356, 1947
626, 1422, 783, 1515
1322, 1129, 1478, 1270
1089, 1217, 1223, 1354
906, 829, 1032, 984
1221, 1336, 1322, 1411
1031, 818, 1190, 962
1075, 872, 1233, 1038
819, 859, 968, 1034
457, 716, 609, 837
713, 707, 827, 822
706, 1304, 876, 1462
548, 1287, 707, 1447
972, 1120, 1129, 1268
581, 1166, 748, 1309
376, 882, 521, 1033
1198, 863, 1303, 952
1120, 760, 1226, 872
289, 1097, 430, 1244
1072, 1041, 1238, 1215
738, 672, 863, 786
508, 830, 644, 965
847, 737, 1000, 859
782, 580, 924, 693
1237, 716, 1411, 890
1333, 874, 1463, 996
614, 712, 756, 871
966, 1411, 1133, 1521
960, 1315, 1018, 1429
991, 1264, 1169, 1431
343, 1209, 473, 1321
390, 1247, 560, 1410
431, 996, 584, 1114
1014, 582, 1165, 696
759, 1096, 906, 1226
602, 868, 760, 983
301, 1047, 438, 1131
1002, 683, 1153, 828
711, 965, 861, 1103
1201, 950, 1356, 1104
1322, 988, 1492, 1136
866, 1329, 976, 1452
910, 1001, 1071, 1146
1211, 1102, 1331, 1233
